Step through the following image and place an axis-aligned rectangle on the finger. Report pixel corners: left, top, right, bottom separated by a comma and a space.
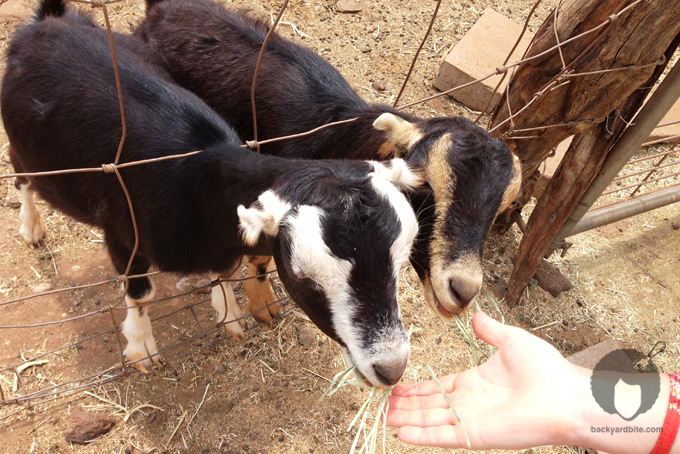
471, 311, 519, 347
390, 374, 456, 397
397, 425, 470, 449
386, 407, 459, 429
388, 393, 452, 411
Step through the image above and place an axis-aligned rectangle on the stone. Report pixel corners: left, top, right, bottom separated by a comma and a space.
297, 325, 316, 346
534, 258, 572, 297
216, 363, 226, 374
336, 0, 361, 14
433, 9, 534, 112
371, 79, 386, 91
0, 0, 31, 21
63, 411, 115, 444
195, 278, 213, 294
5, 196, 21, 209
32, 283, 52, 294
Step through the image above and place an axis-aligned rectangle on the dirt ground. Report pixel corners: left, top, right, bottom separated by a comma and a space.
0, 0, 679, 453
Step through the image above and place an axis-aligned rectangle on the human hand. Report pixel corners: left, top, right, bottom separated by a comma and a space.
387, 311, 583, 450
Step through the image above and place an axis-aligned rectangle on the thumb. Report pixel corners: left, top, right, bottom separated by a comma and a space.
471, 311, 516, 348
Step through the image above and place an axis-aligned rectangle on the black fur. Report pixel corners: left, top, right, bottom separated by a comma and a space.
2, 0, 409, 361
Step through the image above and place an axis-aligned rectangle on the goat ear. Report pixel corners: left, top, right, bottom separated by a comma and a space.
373, 113, 422, 158
237, 191, 291, 246
374, 159, 425, 191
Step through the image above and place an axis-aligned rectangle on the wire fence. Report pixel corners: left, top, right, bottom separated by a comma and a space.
0, 0, 678, 423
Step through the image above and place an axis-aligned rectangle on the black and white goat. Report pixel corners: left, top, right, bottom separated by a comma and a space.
137, 0, 523, 321
1, 0, 422, 387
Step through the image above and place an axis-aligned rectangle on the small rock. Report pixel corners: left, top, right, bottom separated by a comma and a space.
371, 80, 386, 91
671, 222, 680, 230
216, 363, 226, 374
0, 0, 31, 21
195, 278, 213, 294
63, 411, 115, 444
5, 196, 21, 209
534, 259, 572, 297
32, 283, 52, 294
491, 277, 507, 300
660, 280, 668, 288
366, 24, 378, 33
361, 45, 371, 53
336, 0, 361, 13
277, 434, 285, 442
298, 326, 316, 346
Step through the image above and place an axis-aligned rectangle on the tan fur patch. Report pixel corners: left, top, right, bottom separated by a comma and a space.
377, 141, 396, 159
243, 256, 281, 325
497, 154, 522, 215
425, 134, 455, 205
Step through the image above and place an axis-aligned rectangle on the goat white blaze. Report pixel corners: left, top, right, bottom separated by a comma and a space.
369, 161, 420, 277
365, 161, 418, 380
284, 205, 392, 381
18, 184, 44, 245
121, 282, 160, 372
209, 271, 246, 340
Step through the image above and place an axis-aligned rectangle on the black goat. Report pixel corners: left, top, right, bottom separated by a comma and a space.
137, 0, 522, 320
1, 0, 423, 387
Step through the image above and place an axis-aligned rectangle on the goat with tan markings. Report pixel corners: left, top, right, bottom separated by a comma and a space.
2, 0, 422, 387
138, 0, 522, 321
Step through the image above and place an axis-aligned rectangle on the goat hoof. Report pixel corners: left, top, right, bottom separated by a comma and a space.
151, 355, 165, 368
223, 324, 245, 341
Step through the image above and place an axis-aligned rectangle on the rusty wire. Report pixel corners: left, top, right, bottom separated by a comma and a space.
250, 0, 290, 153
393, 0, 442, 108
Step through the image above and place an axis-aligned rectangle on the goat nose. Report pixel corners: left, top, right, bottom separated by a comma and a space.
449, 279, 481, 309
373, 356, 408, 386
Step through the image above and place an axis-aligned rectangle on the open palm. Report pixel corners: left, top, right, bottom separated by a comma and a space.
386, 312, 580, 450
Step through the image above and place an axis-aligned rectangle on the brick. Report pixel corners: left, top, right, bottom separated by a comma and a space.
434, 9, 534, 113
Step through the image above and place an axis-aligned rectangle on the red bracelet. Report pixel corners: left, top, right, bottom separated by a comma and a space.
650, 373, 680, 454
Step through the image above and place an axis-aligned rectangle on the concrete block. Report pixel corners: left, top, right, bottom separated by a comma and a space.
648, 97, 680, 144
567, 339, 637, 373
434, 9, 534, 112
533, 137, 571, 198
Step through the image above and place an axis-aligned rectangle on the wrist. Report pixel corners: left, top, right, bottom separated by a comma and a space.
565, 369, 671, 454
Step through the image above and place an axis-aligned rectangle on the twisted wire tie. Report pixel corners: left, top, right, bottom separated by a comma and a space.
100, 305, 115, 313
116, 275, 129, 285
607, 14, 619, 23
90, 0, 105, 7
496, 65, 508, 74
101, 164, 116, 174
245, 140, 259, 150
